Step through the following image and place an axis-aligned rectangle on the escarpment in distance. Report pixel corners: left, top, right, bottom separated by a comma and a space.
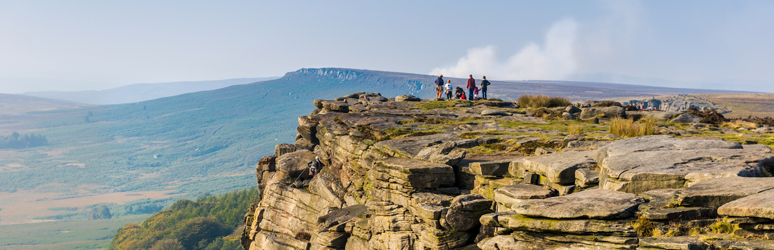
240, 92, 774, 250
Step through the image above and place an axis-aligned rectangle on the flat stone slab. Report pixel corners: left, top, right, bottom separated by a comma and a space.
707, 237, 774, 250
372, 157, 455, 190
596, 135, 774, 194
481, 213, 637, 236
718, 188, 774, 220
640, 207, 717, 221
575, 168, 600, 188
678, 177, 774, 208
375, 133, 464, 157
639, 236, 712, 250
481, 109, 509, 116
493, 184, 555, 208
519, 150, 597, 185
639, 189, 681, 211
511, 189, 645, 219
469, 160, 510, 176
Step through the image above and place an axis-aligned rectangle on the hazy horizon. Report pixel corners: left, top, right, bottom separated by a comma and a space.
1, 1, 773, 93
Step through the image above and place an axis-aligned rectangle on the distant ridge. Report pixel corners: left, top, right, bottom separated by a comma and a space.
23, 77, 278, 105
0, 93, 85, 116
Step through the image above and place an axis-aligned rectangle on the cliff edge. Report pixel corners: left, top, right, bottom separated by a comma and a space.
240, 92, 774, 250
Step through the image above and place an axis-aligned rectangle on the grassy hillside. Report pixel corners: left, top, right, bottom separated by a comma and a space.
23, 77, 277, 105
0, 68, 746, 248
110, 188, 258, 250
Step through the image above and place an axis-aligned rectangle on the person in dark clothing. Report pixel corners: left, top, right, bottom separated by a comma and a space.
309, 156, 322, 176
466, 74, 476, 101
455, 87, 464, 99
480, 76, 490, 99
434, 74, 444, 99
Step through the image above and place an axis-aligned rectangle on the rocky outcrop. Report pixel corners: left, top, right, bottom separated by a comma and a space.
579, 106, 626, 119
241, 92, 774, 250
596, 135, 774, 194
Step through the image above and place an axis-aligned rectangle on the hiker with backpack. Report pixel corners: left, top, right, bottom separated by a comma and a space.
434, 74, 444, 99
480, 76, 490, 99
466, 74, 476, 101
444, 79, 453, 100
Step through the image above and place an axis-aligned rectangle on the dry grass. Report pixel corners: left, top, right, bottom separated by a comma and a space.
567, 125, 584, 135
610, 118, 656, 138
517, 95, 571, 108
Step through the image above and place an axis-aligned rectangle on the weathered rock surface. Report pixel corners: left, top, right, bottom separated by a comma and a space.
518, 150, 596, 185
395, 95, 420, 102
493, 184, 555, 209
579, 106, 626, 119
241, 93, 774, 250
718, 189, 774, 220
678, 177, 774, 208
512, 189, 645, 219
596, 135, 774, 194
638, 236, 711, 250
481, 109, 509, 116
669, 113, 701, 124
275, 149, 316, 179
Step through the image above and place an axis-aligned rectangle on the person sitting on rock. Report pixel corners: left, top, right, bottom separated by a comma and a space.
455, 87, 465, 100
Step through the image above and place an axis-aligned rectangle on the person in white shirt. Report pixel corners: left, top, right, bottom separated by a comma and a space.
444, 80, 453, 100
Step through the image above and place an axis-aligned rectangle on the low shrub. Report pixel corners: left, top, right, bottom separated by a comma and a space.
685, 107, 728, 124
533, 108, 563, 120
592, 101, 622, 107
568, 125, 584, 135
517, 95, 571, 108
610, 118, 656, 138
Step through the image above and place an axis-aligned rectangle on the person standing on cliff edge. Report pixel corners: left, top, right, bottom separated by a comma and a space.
434, 74, 444, 99
480, 76, 490, 100
466, 74, 476, 101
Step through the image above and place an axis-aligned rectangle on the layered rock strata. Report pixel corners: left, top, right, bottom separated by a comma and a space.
240, 92, 774, 250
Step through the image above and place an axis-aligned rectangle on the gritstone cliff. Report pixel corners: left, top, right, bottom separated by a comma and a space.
239, 92, 774, 250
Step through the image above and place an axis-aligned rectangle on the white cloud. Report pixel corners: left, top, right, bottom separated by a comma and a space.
430, 18, 578, 80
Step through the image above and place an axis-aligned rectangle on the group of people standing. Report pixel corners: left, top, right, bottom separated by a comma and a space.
434, 74, 490, 101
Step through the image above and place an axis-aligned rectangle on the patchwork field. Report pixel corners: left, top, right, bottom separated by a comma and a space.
696, 93, 774, 118
0, 215, 148, 250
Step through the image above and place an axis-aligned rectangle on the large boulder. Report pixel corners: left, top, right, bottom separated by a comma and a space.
579, 106, 625, 119
275, 143, 296, 158
395, 95, 421, 102
511, 189, 644, 219
446, 194, 493, 231
669, 113, 701, 124
596, 135, 774, 194
518, 150, 597, 185
414, 142, 467, 166
275, 149, 316, 179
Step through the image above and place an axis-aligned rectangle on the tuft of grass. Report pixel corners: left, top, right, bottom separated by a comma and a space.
709, 220, 736, 234
610, 118, 656, 138
630, 216, 655, 237
517, 95, 571, 108
568, 125, 585, 135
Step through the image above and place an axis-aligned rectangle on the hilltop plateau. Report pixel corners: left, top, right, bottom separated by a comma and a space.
238, 92, 774, 250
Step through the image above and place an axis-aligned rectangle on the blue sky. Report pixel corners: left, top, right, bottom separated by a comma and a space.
1, 0, 773, 93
